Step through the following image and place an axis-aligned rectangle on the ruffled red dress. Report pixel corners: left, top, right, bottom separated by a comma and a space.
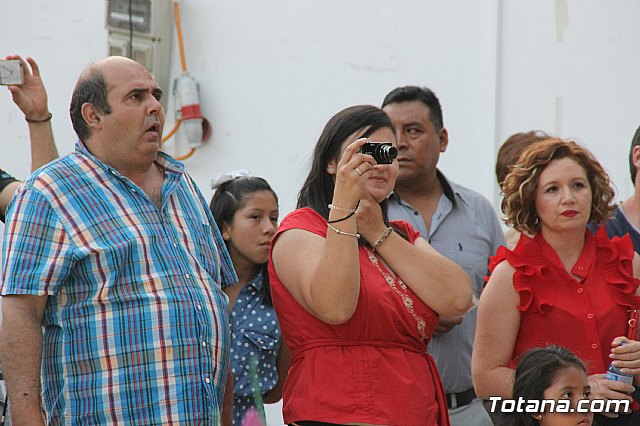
269, 208, 449, 426
488, 227, 640, 374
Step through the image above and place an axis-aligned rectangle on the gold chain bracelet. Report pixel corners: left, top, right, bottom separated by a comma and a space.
327, 223, 360, 239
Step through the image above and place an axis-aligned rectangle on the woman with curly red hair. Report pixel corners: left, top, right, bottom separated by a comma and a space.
473, 138, 640, 425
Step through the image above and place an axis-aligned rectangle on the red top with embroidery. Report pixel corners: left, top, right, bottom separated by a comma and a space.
269, 208, 448, 426
489, 227, 640, 375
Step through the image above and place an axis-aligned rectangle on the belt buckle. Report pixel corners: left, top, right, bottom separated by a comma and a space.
450, 393, 459, 409
447, 389, 474, 409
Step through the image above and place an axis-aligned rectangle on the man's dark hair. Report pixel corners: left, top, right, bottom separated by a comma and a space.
69, 67, 112, 142
629, 126, 640, 183
381, 86, 444, 132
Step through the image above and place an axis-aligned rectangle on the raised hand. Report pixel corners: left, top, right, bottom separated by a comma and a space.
5, 55, 50, 121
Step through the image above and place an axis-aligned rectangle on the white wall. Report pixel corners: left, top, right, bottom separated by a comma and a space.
3, 1, 637, 216
1, 1, 639, 424
2, 0, 503, 216
496, 0, 640, 206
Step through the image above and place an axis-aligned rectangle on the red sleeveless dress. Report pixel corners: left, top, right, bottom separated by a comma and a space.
488, 227, 640, 374
268, 208, 449, 425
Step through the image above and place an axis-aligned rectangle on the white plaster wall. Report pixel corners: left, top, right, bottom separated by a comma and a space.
496, 0, 640, 207
1, 0, 499, 215
1, 0, 639, 424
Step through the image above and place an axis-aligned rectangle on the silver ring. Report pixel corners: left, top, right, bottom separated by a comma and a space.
355, 167, 363, 176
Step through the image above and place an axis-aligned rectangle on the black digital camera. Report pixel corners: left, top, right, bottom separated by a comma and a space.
359, 142, 398, 164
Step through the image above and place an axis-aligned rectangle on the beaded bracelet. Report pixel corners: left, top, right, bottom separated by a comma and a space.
25, 112, 52, 123
328, 201, 358, 213
327, 223, 360, 239
372, 227, 393, 251
327, 200, 360, 224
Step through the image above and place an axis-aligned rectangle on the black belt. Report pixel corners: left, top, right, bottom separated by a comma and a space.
445, 388, 476, 409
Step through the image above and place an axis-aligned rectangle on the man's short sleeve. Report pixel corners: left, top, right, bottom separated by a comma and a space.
189, 175, 237, 289
2, 188, 74, 296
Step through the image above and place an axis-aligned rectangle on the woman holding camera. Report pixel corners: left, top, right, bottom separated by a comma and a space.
269, 105, 472, 425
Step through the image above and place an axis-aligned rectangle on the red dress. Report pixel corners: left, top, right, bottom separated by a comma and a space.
489, 228, 640, 374
268, 208, 448, 426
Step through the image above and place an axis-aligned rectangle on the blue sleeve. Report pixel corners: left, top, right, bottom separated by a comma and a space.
2, 188, 74, 296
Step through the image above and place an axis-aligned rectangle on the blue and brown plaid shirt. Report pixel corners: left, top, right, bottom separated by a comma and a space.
1, 141, 236, 424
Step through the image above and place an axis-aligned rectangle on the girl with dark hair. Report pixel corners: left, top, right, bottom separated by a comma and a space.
210, 173, 289, 425
504, 346, 593, 426
268, 105, 472, 425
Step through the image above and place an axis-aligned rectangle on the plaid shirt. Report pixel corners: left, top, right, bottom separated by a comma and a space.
1, 141, 237, 425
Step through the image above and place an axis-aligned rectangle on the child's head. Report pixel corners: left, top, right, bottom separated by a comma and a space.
509, 346, 592, 426
210, 176, 279, 270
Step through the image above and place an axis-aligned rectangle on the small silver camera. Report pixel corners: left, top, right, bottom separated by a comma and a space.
0, 60, 24, 85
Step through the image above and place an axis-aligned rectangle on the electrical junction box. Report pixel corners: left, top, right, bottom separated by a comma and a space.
106, 0, 173, 109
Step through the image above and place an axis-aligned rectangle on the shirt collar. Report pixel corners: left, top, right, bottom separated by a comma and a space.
248, 272, 264, 291
74, 139, 185, 177
389, 169, 464, 208
534, 229, 595, 280
436, 169, 456, 206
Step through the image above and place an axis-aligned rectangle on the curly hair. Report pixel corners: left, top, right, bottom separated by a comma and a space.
495, 130, 550, 186
501, 138, 616, 235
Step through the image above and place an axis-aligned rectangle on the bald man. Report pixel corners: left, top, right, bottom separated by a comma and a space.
0, 57, 236, 425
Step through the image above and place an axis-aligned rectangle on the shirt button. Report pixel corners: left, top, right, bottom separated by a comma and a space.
578, 266, 584, 271
587, 313, 594, 319
204, 377, 211, 384
185, 274, 190, 279
413, 211, 419, 216
577, 288, 584, 294
202, 341, 207, 347
591, 343, 598, 349
197, 304, 202, 311
173, 243, 178, 248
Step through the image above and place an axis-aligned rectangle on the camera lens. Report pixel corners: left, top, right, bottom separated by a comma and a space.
374, 144, 398, 164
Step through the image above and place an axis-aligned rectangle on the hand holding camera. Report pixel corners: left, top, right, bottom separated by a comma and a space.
3, 56, 51, 123
0, 59, 24, 86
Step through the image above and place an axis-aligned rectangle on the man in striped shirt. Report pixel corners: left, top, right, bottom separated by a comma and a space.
0, 56, 237, 425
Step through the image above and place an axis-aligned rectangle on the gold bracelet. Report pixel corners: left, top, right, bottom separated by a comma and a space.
327, 223, 360, 239
372, 227, 393, 251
